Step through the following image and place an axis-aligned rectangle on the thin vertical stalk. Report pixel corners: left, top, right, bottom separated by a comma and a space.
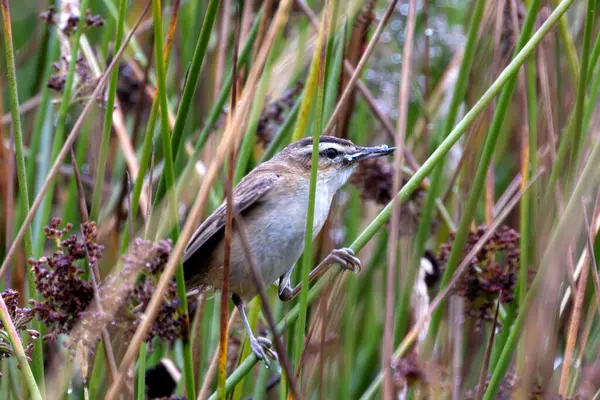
569, 0, 595, 172
422, 0, 541, 359
383, 0, 416, 398
26, 30, 59, 197
152, 0, 222, 206
90, 0, 128, 221
122, 3, 178, 252
293, 1, 329, 380
136, 344, 148, 400
218, 5, 241, 397
152, 0, 196, 397
551, 0, 580, 81
0, 0, 44, 388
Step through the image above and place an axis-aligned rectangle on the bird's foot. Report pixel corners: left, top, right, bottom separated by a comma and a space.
250, 336, 278, 367
326, 247, 362, 274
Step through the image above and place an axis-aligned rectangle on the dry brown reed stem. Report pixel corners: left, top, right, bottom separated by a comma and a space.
0, 94, 41, 126
493, 173, 521, 217
218, 7, 239, 395
390, 169, 544, 359
190, 293, 206, 387
0, 1, 151, 281
559, 192, 600, 395
105, 1, 294, 397
384, 1, 416, 397
233, 213, 301, 399
197, 309, 239, 400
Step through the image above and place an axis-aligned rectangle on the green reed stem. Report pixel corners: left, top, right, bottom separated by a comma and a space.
552, 0, 580, 81
0, 0, 45, 390
90, 0, 127, 222
169, 9, 262, 200
568, 0, 595, 173
26, 29, 58, 198
545, 3, 600, 200
152, 0, 196, 397
136, 343, 148, 400
293, 5, 329, 378
152, 0, 221, 209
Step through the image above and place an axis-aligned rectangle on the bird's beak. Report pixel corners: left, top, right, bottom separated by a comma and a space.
344, 144, 396, 163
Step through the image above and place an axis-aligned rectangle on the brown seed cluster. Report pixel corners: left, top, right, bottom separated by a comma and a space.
439, 225, 520, 323
0, 289, 37, 370
350, 157, 426, 235
392, 353, 426, 388
40, 7, 105, 34
256, 82, 303, 145
95, 238, 187, 351
28, 218, 98, 340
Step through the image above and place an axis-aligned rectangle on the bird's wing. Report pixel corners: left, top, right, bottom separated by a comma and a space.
183, 171, 281, 266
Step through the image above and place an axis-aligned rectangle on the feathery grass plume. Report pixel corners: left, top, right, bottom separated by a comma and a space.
83, 238, 186, 352
256, 81, 303, 145
0, 289, 37, 370
439, 225, 520, 325
28, 218, 96, 340
350, 157, 426, 235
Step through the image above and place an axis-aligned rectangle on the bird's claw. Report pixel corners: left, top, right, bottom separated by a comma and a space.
327, 247, 362, 274
250, 336, 278, 367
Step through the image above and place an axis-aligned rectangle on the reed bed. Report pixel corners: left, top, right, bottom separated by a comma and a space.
1, 0, 600, 399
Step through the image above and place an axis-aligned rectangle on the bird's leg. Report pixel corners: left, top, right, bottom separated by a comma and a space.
231, 294, 276, 366
278, 247, 361, 301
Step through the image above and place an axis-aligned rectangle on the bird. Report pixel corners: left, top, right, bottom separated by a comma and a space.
183, 135, 395, 363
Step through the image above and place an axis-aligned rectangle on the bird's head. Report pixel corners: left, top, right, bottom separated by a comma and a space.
276, 136, 396, 191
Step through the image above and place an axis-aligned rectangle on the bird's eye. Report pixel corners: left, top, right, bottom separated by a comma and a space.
322, 148, 339, 159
